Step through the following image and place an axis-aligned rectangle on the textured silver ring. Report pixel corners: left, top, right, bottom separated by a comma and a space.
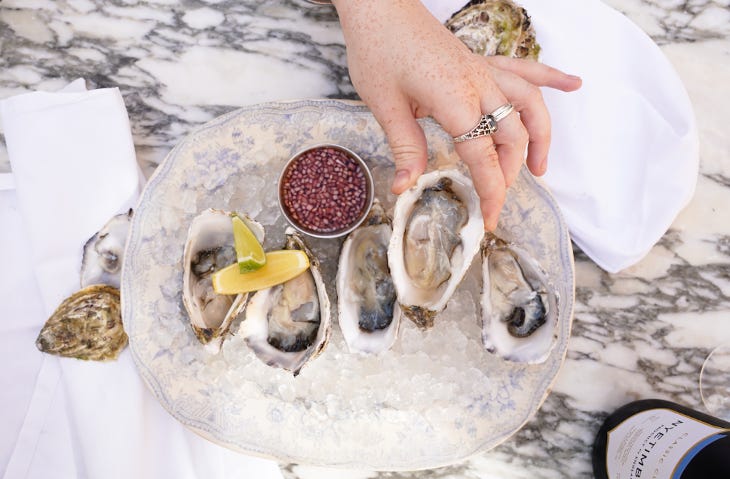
452, 103, 515, 143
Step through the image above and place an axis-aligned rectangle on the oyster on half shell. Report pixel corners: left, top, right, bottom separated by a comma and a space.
337, 199, 401, 354
81, 209, 133, 289
445, 0, 540, 60
480, 233, 558, 363
389, 169, 484, 328
240, 227, 331, 376
182, 208, 264, 353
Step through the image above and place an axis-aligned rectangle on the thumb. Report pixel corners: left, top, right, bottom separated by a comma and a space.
376, 104, 428, 194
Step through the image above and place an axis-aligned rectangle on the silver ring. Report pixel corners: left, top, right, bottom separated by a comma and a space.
452, 103, 515, 143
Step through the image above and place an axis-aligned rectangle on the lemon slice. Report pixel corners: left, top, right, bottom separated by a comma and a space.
212, 250, 310, 294
232, 214, 266, 273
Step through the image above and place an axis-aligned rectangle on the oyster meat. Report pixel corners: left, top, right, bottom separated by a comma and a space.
389, 169, 484, 328
240, 227, 331, 376
182, 209, 264, 352
337, 200, 401, 354
445, 0, 540, 60
81, 209, 133, 289
480, 233, 558, 363
36, 284, 127, 361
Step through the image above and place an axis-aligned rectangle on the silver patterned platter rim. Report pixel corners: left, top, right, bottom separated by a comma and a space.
122, 99, 575, 470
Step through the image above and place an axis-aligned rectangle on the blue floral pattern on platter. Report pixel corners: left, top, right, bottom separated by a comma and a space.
122, 99, 575, 470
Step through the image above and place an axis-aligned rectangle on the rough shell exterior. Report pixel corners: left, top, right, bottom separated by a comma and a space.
446, 0, 541, 61
36, 284, 127, 361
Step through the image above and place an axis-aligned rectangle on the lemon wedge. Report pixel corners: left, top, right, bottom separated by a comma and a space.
212, 250, 310, 294
232, 214, 266, 273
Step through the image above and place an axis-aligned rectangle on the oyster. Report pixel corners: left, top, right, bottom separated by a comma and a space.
389, 169, 484, 328
182, 209, 264, 352
480, 233, 558, 363
445, 0, 540, 60
36, 284, 127, 361
81, 209, 133, 289
240, 227, 331, 376
337, 200, 401, 354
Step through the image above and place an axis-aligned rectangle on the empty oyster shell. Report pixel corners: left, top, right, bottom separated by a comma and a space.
336, 200, 401, 354
445, 0, 541, 60
36, 284, 127, 361
388, 169, 484, 328
80, 209, 133, 289
480, 233, 558, 363
182, 209, 264, 352
240, 227, 332, 376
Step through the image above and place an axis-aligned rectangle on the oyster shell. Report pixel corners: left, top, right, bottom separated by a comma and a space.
389, 169, 484, 328
480, 233, 558, 363
445, 0, 540, 61
240, 227, 331, 376
36, 284, 127, 361
182, 209, 264, 352
80, 209, 133, 289
336, 200, 401, 354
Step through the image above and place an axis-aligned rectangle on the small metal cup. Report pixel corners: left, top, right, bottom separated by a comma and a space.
278, 144, 374, 239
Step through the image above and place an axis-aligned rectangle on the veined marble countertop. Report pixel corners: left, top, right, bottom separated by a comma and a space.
1, 1, 729, 478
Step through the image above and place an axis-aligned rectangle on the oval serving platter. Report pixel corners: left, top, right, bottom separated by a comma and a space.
122, 99, 575, 470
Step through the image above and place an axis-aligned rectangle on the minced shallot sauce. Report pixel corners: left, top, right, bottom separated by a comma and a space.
280, 147, 368, 234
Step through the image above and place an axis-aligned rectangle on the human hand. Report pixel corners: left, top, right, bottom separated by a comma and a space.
332, 0, 582, 230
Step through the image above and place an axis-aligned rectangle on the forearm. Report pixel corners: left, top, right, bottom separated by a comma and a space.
331, 0, 443, 45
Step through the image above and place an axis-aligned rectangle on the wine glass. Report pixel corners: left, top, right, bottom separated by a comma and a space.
700, 342, 730, 421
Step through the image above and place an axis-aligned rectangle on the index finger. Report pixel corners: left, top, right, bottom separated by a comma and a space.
454, 137, 506, 231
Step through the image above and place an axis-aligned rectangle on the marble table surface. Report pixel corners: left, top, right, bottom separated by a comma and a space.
1, 0, 729, 478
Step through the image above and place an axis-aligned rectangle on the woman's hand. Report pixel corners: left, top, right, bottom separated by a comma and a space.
332, 0, 582, 230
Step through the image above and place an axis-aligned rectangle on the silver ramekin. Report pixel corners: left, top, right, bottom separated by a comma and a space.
278, 143, 374, 239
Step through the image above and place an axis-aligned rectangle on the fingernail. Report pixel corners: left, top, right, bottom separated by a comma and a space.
484, 216, 498, 232
392, 169, 410, 193
539, 156, 548, 175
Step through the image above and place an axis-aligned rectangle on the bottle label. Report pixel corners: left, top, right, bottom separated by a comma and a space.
606, 408, 728, 479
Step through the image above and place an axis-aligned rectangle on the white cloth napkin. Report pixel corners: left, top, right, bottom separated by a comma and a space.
1, 78, 141, 308
423, 0, 699, 272
0, 80, 283, 479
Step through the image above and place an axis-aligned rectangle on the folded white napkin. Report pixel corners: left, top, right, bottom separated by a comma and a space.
1, 78, 141, 308
423, 0, 699, 272
0, 174, 15, 191
0, 80, 283, 479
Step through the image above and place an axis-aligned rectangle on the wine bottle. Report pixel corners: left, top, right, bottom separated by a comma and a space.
592, 399, 730, 478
